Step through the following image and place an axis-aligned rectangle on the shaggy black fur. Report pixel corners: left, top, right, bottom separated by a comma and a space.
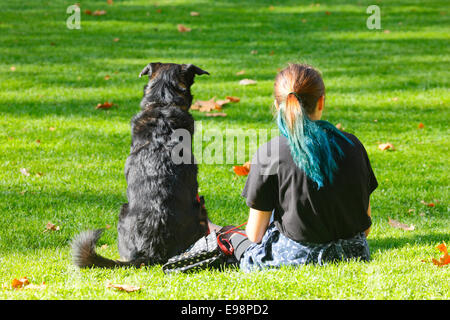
72, 62, 210, 268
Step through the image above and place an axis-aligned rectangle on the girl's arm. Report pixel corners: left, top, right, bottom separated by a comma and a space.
245, 208, 272, 243
365, 202, 371, 238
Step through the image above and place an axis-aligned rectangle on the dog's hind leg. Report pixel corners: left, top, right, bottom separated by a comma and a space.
117, 203, 136, 261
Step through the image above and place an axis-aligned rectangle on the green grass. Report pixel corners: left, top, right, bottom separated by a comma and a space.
0, 0, 449, 299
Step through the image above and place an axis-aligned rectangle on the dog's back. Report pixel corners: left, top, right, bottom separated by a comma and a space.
119, 105, 206, 263
72, 63, 210, 268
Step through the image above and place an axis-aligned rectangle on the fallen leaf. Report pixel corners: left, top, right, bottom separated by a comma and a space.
113, 37, 120, 42
92, 10, 107, 16
215, 98, 231, 108
36, 139, 41, 144
418, 122, 425, 129
20, 168, 30, 177
325, 11, 331, 15
233, 161, 251, 176
335, 123, 345, 131
235, 70, 245, 76
190, 11, 200, 16
378, 143, 395, 151
10, 66, 16, 72
301, 19, 307, 23
95, 102, 115, 109
250, 50, 258, 55
105, 224, 111, 229
420, 200, 435, 207
431, 242, 450, 267
204, 112, 227, 117
107, 0, 114, 4
35, 172, 44, 177
388, 217, 415, 231
177, 24, 191, 32
11, 277, 29, 289
84, 9, 92, 15
226, 96, 240, 103
239, 79, 257, 86
49, 127, 56, 131
101, 244, 108, 249
104, 75, 111, 80
384, 29, 391, 34
191, 97, 219, 112
106, 282, 141, 292
44, 222, 60, 232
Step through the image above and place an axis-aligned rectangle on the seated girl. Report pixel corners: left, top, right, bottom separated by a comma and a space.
210, 63, 378, 272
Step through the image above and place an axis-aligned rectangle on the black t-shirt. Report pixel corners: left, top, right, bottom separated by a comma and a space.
241, 132, 378, 244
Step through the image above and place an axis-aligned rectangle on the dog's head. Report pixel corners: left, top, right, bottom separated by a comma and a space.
139, 62, 209, 110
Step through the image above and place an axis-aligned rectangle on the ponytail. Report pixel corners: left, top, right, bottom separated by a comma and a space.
277, 92, 352, 189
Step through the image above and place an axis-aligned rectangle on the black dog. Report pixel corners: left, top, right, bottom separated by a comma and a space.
72, 62, 210, 268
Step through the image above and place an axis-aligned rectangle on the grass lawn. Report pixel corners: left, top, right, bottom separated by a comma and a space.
0, 0, 449, 299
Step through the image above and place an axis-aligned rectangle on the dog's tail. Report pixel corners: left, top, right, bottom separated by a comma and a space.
71, 229, 144, 268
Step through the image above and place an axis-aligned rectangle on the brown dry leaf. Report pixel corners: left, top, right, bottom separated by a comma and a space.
235, 70, 245, 76
113, 37, 120, 42
95, 102, 115, 109
418, 122, 425, 129
104, 75, 111, 80
20, 168, 30, 177
233, 161, 251, 176
239, 79, 257, 86
420, 200, 435, 207
10, 66, 16, 72
84, 9, 92, 15
11, 277, 29, 289
388, 217, 415, 231
191, 97, 220, 112
378, 143, 395, 151
190, 11, 200, 16
107, 0, 114, 5
216, 98, 231, 108
106, 282, 141, 292
325, 11, 331, 15
49, 127, 56, 131
226, 96, 240, 103
35, 172, 44, 177
92, 10, 107, 16
204, 113, 227, 117
44, 222, 60, 232
177, 24, 191, 32
335, 123, 345, 131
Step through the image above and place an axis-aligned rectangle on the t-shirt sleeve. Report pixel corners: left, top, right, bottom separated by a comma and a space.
241, 147, 277, 211
359, 140, 378, 195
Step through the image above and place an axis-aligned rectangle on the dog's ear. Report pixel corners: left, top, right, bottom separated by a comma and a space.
139, 62, 162, 78
183, 64, 210, 76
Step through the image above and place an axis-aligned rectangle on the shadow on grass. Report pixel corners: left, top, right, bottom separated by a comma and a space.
368, 232, 449, 252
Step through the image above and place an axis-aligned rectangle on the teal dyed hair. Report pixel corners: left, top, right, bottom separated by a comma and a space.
277, 100, 353, 189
